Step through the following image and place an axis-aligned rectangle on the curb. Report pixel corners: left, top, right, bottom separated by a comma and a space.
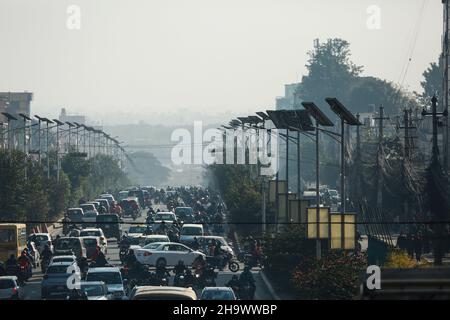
260, 270, 281, 301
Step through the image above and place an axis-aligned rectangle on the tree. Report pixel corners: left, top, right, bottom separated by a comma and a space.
417, 57, 442, 105
296, 38, 416, 117
208, 163, 262, 234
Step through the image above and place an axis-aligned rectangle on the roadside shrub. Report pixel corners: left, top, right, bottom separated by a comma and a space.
290, 251, 366, 300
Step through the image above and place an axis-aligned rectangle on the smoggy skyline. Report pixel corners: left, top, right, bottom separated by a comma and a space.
0, 0, 443, 124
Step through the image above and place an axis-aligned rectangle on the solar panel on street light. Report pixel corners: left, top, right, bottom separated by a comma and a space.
302, 102, 334, 127
266, 110, 289, 129
53, 119, 65, 126
325, 98, 361, 125
256, 112, 270, 121
18, 113, 32, 121
1, 112, 18, 121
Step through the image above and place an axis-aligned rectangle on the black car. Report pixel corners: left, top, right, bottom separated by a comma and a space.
96, 214, 122, 240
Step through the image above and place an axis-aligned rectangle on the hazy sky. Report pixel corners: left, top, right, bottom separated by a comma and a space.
0, 0, 443, 123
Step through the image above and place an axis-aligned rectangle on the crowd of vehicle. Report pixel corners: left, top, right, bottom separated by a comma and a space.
0, 186, 265, 300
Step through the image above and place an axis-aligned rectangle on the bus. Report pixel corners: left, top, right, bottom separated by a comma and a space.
0, 224, 27, 263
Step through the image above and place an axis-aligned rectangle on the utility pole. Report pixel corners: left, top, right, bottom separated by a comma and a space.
422, 95, 448, 265
373, 106, 390, 212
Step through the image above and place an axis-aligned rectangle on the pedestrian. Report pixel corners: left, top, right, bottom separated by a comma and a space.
406, 233, 414, 259
413, 234, 423, 262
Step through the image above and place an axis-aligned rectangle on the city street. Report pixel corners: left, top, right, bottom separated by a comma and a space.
20, 203, 273, 300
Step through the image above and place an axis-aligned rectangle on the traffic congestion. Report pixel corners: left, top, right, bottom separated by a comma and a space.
0, 186, 267, 300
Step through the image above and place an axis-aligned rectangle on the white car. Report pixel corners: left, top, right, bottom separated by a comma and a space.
135, 242, 205, 267
128, 235, 170, 251
49, 255, 77, 265
179, 224, 204, 244
85, 267, 125, 300
0, 276, 21, 300
154, 212, 177, 223
79, 281, 111, 300
29, 233, 53, 254
99, 194, 115, 206
79, 228, 108, 248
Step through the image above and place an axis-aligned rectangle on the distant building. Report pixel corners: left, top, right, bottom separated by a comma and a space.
59, 108, 86, 125
0, 92, 33, 123
276, 83, 301, 110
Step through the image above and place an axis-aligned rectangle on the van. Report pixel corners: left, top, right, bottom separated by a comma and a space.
96, 214, 122, 240
54, 237, 87, 260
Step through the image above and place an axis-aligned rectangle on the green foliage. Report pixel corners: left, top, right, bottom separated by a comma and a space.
0, 150, 130, 224
290, 251, 367, 300
208, 164, 262, 234
296, 38, 417, 118
47, 172, 71, 220
417, 57, 442, 105
0, 150, 28, 221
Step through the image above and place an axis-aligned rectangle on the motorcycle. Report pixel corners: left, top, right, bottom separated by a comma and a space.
17, 265, 28, 286
195, 265, 217, 289
119, 247, 129, 264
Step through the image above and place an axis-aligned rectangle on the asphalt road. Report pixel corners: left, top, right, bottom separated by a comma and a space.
21, 203, 274, 300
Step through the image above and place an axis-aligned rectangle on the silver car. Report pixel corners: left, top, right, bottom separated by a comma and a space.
0, 276, 21, 300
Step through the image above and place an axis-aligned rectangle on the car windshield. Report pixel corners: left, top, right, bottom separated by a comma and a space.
201, 290, 234, 300
56, 239, 79, 249
81, 284, 105, 297
84, 212, 98, 218
143, 243, 162, 250
35, 235, 49, 243
155, 214, 174, 221
97, 215, 117, 222
83, 238, 98, 246
80, 205, 95, 212
129, 226, 147, 234
46, 265, 69, 274
181, 227, 202, 235
80, 231, 101, 237
175, 208, 192, 215
202, 238, 226, 246
86, 272, 122, 285
0, 279, 15, 289
52, 257, 74, 263
142, 237, 167, 245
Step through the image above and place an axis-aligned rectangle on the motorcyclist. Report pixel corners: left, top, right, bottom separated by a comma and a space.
93, 249, 108, 267
192, 237, 200, 251
159, 220, 168, 234
213, 240, 223, 267
226, 275, 240, 290
173, 260, 187, 275
41, 243, 53, 265
192, 255, 206, 276
98, 204, 107, 214
124, 249, 137, 267
238, 266, 256, 299
155, 264, 170, 284
5, 255, 18, 276
17, 250, 32, 280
